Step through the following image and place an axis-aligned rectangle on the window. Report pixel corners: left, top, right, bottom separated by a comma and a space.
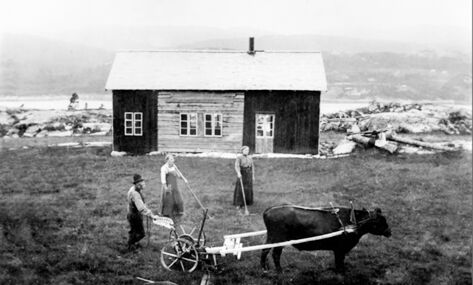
204, 113, 223, 137
124, 112, 143, 136
256, 114, 275, 138
180, 113, 197, 136
134, 113, 142, 135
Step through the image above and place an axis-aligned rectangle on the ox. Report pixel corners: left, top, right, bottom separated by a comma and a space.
260, 204, 391, 272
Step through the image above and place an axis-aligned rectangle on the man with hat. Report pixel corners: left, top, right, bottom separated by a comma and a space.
127, 174, 158, 251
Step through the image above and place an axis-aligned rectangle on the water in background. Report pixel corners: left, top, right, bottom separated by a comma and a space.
0, 95, 113, 110
0, 96, 469, 114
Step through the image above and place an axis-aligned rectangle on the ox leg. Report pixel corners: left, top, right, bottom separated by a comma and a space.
334, 250, 346, 272
272, 246, 284, 273
260, 248, 271, 271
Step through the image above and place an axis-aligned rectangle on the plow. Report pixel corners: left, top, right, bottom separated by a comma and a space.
154, 208, 357, 273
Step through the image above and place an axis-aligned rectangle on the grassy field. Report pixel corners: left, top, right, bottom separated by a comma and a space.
0, 140, 471, 284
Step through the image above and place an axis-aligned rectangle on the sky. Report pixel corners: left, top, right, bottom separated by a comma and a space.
0, 0, 471, 39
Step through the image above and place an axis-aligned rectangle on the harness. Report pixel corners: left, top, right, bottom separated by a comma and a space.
268, 203, 376, 235
329, 202, 346, 232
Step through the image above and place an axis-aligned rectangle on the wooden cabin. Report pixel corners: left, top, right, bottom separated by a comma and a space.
105, 39, 327, 155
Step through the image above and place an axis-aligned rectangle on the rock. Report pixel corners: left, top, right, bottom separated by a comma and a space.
23, 125, 42, 137
0, 112, 14, 125
397, 123, 432, 133
90, 131, 108, 136
36, 130, 49, 138
457, 124, 471, 135
333, 139, 357, 155
6, 128, 19, 136
347, 124, 361, 134
357, 117, 371, 131
52, 122, 63, 129
82, 123, 111, 133
323, 122, 339, 132
448, 109, 471, 123
339, 122, 354, 132
111, 151, 127, 157
48, 130, 73, 137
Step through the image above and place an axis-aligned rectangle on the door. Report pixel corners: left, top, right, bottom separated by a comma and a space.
255, 113, 275, 153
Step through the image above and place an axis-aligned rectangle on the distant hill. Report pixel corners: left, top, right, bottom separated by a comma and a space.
44, 25, 473, 54
0, 34, 114, 96
177, 34, 428, 53
0, 31, 471, 103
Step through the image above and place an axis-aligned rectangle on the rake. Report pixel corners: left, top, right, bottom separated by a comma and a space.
239, 177, 250, 215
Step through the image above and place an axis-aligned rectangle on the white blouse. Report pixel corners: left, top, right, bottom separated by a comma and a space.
161, 164, 179, 185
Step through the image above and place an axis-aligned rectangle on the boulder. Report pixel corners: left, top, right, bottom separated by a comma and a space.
333, 139, 357, 155
23, 125, 42, 137
48, 130, 73, 137
90, 131, 108, 136
0, 112, 14, 125
323, 122, 339, 132
6, 128, 19, 136
111, 151, 127, 157
348, 124, 361, 134
457, 124, 472, 135
64, 124, 73, 131
51, 122, 63, 130
35, 130, 49, 138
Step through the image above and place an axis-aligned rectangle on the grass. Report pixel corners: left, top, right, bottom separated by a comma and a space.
0, 141, 471, 284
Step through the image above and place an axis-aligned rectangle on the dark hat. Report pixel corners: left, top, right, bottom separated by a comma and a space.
133, 174, 144, 184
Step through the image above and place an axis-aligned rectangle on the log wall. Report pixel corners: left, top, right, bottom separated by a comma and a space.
157, 91, 244, 153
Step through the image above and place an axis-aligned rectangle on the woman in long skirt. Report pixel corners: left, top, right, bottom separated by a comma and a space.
233, 146, 255, 208
161, 154, 187, 221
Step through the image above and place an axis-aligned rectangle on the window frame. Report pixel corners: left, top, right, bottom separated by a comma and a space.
133, 112, 143, 136
255, 114, 275, 139
204, 113, 223, 137
179, 112, 198, 137
124, 112, 143, 136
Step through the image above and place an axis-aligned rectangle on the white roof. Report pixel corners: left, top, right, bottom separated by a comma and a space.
105, 50, 327, 91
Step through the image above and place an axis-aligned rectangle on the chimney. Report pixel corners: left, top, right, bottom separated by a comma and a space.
248, 37, 255, 55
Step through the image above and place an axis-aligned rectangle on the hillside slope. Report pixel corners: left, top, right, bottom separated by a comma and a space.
1, 33, 471, 102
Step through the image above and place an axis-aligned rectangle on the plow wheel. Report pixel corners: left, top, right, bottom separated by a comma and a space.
160, 238, 199, 272
170, 224, 206, 246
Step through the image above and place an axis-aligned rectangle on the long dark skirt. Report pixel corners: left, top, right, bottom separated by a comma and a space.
161, 172, 184, 219
233, 167, 253, 206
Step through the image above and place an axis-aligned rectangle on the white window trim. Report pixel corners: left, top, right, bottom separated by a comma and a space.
255, 114, 275, 139
124, 112, 143, 136
134, 113, 143, 136
179, 112, 198, 137
204, 113, 223, 137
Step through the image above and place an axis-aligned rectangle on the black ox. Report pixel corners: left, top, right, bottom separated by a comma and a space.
260, 204, 391, 272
